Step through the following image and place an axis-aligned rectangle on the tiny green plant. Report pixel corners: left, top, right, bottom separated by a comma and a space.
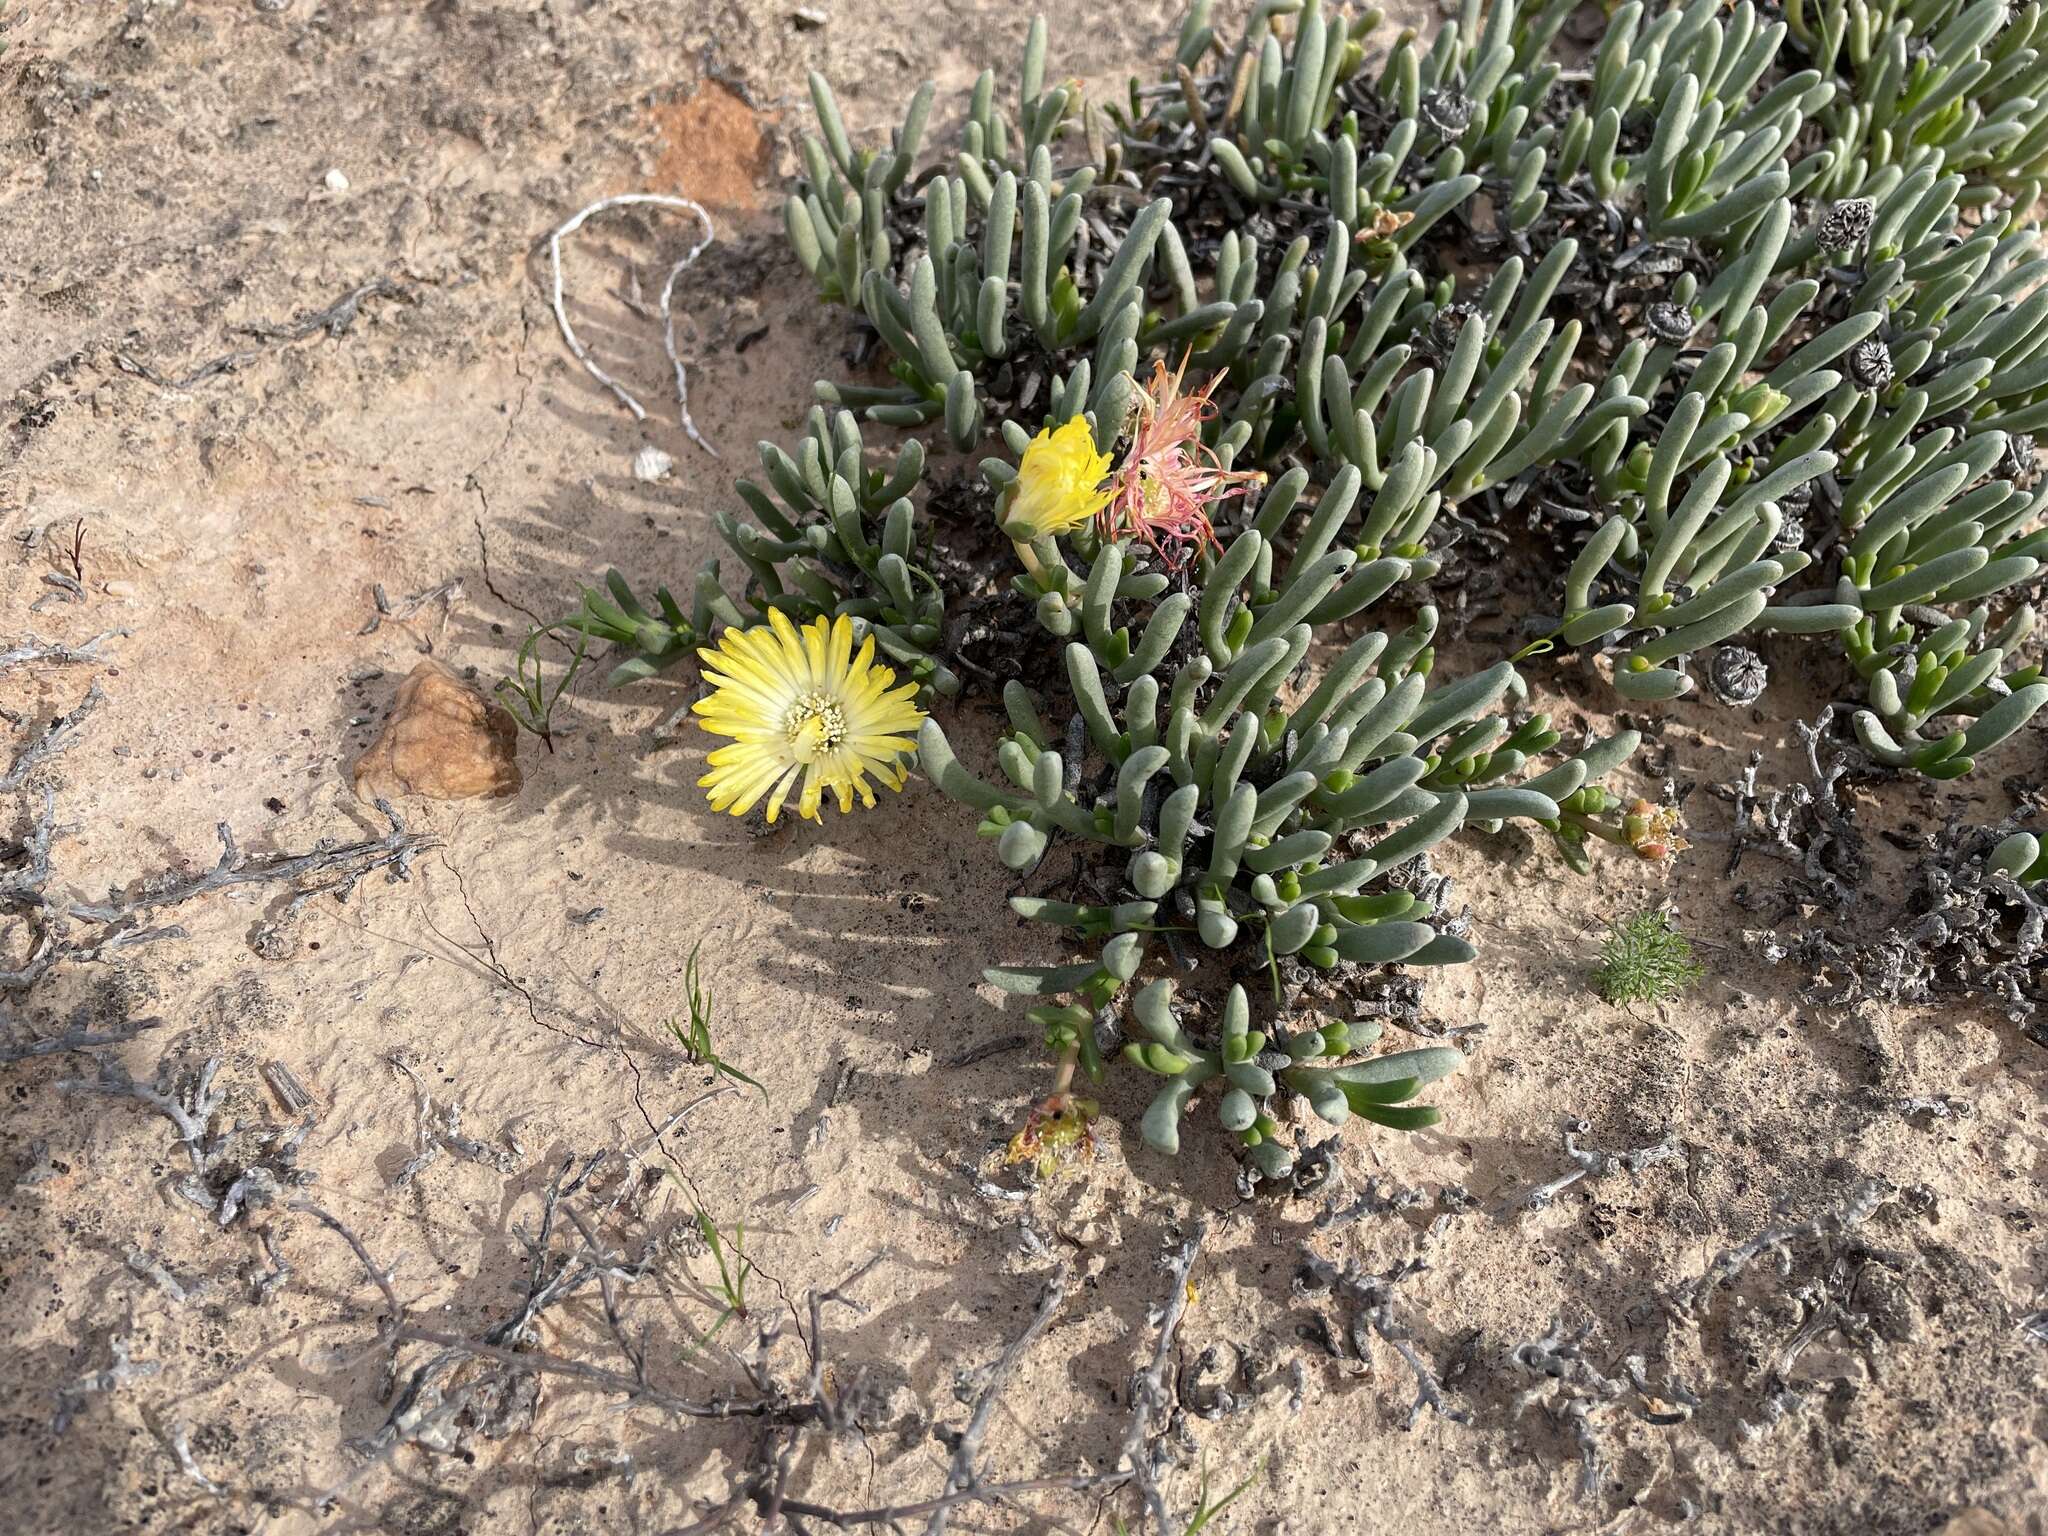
1594, 911, 1705, 1008
494, 623, 589, 753
648, 1205, 755, 1356
694, 1206, 752, 1328
668, 939, 768, 1101
1181, 1456, 1264, 1534
1113, 1456, 1264, 1536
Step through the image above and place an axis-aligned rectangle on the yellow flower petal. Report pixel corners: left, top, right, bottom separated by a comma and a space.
694, 613, 930, 825
1006, 416, 1113, 540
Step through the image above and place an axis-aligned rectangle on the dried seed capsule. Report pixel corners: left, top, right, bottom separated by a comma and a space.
2000, 431, 2038, 484
1429, 300, 1481, 353
1707, 645, 1768, 706
1771, 508, 1807, 554
1645, 302, 1695, 344
1420, 89, 1475, 138
1818, 197, 1875, 250
1848, 337, 1894, 390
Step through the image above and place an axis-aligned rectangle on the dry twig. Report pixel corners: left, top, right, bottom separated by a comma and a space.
51, 1330, 160, 1433
1494, 1119, 1684, 1219
0, 1012, 163, 1064
171, 277, 408, 388
69, 800, 432, 926
1669, 1178, 1898, 1318
546, 194, 719, 455
926, 1266, 1072, 1536
0, 630, 128, 671
1119, 1221, 1208, 1536
1296, 1252, 1471, 1431
2, 680, 105, 792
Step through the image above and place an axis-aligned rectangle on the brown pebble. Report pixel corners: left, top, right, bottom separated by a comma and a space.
350, 658, 520, 803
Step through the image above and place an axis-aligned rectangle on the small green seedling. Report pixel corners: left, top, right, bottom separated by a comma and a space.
1114, 1456, 1264, 1535
695, 1206, 752, 1324
662, 1205, 755, 1352
1594, 910, 1704, 1007
494, 623, 589, 752
668, 940, 768, 1101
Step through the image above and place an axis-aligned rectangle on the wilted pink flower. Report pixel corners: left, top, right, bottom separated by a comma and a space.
1098, 355, 1264, 568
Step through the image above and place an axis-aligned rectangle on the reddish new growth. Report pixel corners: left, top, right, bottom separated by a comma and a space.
1003, 1095, 1099, 1181
1622, 798, 1689, 861
1098, 355, 1265, 568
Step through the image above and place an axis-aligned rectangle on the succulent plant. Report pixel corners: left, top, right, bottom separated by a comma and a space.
539, 0, 2048, 1181
1116, 981, 1462, 1179
1988, 828, 2048, 886
562, 407, 958, 698
1370, 0, 2048, 782
1547, 376, 2044, 777
921, 448, 1643, 1180
785, 19, 1190, 447
1787, 0, 2048, 203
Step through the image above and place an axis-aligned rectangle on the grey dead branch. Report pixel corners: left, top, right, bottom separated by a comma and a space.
1492, 1119, 1685, 1219
50, 1330, 161, 1435
1, 679, 106, 793
20, 1040, 1271, 1534
925, 1264, 1071, 1536
157, 276, 410, 390
1509, 1319, 1701, 1500
1, 649, 434, 990
251, 1147, 1216, 1531
1, 1011, 163, 1064
57, 1053, 318, 1226
0, 630, 129, 671
1294, 1249, 1472, 1432
358, 577, 464, 640
1118, 1221, 1209, 1536
390, 1052, 521, 1187
49, 1027, 1922, 1531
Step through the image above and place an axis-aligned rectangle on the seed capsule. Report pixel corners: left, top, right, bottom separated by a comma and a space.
1818, 197, 1875, 249
1421, 89, 1475, 138
1771, 508, 1807, 554
1645, 302, 1695, 344
1429, 300, 1482, 353
1707, 645, 1769, 706
2000, 431, 2038, 484
1848, 337, 1894, 390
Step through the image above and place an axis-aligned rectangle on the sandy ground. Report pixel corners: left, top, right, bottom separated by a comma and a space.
2, 2, 2044, 1533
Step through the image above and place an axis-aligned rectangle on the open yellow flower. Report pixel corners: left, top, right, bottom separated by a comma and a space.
693, 611, 926, 824
1004, 416, 1113, 540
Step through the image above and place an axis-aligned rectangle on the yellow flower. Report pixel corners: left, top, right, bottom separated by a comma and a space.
693, 611, 926, 824
1005, 416, 1113, 540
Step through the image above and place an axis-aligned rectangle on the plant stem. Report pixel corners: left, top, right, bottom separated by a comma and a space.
1046, 1041, 1080, 1107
